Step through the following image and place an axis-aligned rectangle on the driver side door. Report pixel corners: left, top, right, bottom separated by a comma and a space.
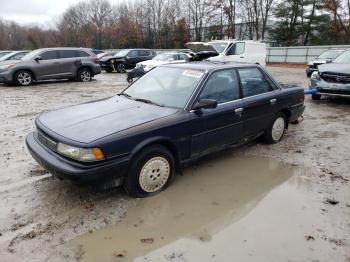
189, 69, 244, 157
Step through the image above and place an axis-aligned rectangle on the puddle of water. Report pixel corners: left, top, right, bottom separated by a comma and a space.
73, 154, 301, 261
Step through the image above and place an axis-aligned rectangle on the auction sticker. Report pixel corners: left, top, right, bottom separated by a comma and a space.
182, 70, 204, 78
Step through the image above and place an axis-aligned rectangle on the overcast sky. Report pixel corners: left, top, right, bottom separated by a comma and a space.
0, 0, 121, 28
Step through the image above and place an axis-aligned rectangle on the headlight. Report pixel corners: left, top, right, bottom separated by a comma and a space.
311, 71, 320, 80
0, 64, 15, 70
57, 143, 104, 162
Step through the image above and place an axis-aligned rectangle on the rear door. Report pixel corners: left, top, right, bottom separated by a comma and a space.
34, 50, 61, 79
190, 69, 244, 156
237, 67, 278, 138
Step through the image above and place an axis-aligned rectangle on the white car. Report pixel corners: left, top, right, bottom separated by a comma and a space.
136, 53, 190, 72
185, 40, 267, 67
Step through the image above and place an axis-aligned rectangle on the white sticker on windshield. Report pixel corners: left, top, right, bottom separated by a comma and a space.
182, 70, 203, 78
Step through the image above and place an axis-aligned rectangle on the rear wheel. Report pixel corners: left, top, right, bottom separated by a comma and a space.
15, 70, 33, 86
262, 112, 286, 144
77, 68, 92, 82
124, 145, 174, 198
311, 93, 321, 100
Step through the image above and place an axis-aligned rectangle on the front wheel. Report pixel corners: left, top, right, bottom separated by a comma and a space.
15, 70, 33, 86
262, 113, 286, 144
116, 63, 126, 73
77, 68, 92, 82
124, 145, 175, 198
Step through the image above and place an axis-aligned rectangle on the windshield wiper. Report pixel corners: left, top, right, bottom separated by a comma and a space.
118, 93, 133, 99
134, 98, 164, 107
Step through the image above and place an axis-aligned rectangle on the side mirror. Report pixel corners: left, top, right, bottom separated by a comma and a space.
34, 56, 42, 62
192, 99, 217, 111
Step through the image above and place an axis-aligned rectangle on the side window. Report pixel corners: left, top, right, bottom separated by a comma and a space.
128, 50, 138, 58
227, 42, 245, 56
59, 50, 76, 59
199, 69, 240, 104
75, 51, 91, 57
41, 51, 58, 60
138, 50, 150, 57
238, 68, 272, 97
179, 54, 189, 61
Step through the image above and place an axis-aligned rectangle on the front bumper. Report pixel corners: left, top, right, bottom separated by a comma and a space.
0, 71, 13, 83
310, 79, 350, 98
26, 132, 129, 189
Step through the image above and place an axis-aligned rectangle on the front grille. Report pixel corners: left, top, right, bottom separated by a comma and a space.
321, 73, 350, 84
36, 130, 57, 152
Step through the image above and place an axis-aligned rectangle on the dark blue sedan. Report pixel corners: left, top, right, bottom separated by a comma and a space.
26, 62, 305, 197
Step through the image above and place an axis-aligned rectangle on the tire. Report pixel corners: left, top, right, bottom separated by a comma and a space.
15, 70, 33, 86
116, 62, 126, 73
77, 68, 92, 82
311, 93, 321, 100
106, 69, 113, 73
306, 72, 312, 77
262, 112, 286, 144
124, 145, 175, 198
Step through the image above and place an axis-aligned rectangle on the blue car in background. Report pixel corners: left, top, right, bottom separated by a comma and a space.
26, 62, 305, 197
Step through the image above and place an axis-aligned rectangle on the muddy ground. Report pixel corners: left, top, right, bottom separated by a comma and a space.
0, 67, 349, 262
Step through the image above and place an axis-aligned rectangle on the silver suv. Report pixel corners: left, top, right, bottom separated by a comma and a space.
0, 48, 101, 86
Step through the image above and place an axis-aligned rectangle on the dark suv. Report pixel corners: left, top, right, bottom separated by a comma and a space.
0, 48, 101, 86
100, 49, 156, 73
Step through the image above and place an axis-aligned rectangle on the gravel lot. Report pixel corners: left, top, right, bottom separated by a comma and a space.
0, 67, 349, 261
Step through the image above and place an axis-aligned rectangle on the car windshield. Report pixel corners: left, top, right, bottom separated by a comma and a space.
208, 42, 230, 53
115, 50, 130, 57
122, 66, 204, 108
334, 50, 350, 63
0, 52, 15, 61
20, 50, 42, 61
0, 52, 12, 58
153, 53, 172, 61
318, 50, 343, 60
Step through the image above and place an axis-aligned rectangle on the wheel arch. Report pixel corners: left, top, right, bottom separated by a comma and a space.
13, 68, 36, 81
130, 137, 182, 174
279, 108, 292, 128
78, 66, 93, 76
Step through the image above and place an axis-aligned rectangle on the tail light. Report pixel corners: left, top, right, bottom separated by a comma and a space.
93, 57, 100, 63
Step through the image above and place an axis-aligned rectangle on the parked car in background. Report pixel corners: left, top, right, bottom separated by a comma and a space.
0, 51, 12, 58
26, 62, 305, 197
100, 49, 156, 73
135, 52, 191, 72
306, 49, 346, 77
96, 51, 117, 60
0, 48, 101, 86
310, 49, 350, 99
185, 40, 267, 66
90, 49, 104, 55
0, 51, 30, 61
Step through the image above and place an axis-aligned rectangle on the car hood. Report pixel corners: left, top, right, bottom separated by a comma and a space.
139, 60, 167, 67
318, 63, 350, 75
38, 96, 178, 144
185, 42, 219, 53
0, 60, 23, 66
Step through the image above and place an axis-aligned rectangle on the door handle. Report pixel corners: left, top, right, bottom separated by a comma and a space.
240, 56, 244, 58
235, 108, 243, 115
270, 98, 277, 104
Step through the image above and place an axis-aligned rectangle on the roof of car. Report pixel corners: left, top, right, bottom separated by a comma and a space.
159, 61, 258, 71
34, 47, 93, 52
